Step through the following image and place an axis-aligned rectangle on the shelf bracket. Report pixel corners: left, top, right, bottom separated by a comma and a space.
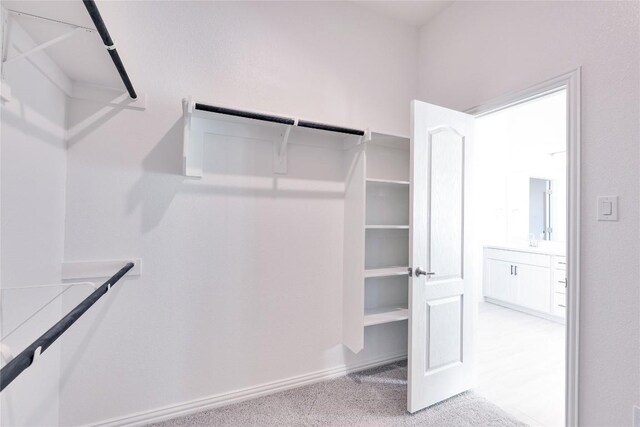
3, 27, 83, 66
274, 120, 295, 175
182, 97, 203, 178
1, 8, 9, 80
361, 128, 372, 144
0, 343, 13, 364
342, 127, 370, 151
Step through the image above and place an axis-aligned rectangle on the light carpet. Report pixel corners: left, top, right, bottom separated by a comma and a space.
149, 360, 527, 426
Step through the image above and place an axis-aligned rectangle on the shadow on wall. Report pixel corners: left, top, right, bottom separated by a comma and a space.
66, 92, 144, 148
57, 287, 118, 400
127, 118, 185, 234
127, 120, 346, 234
1, 100, 65, 148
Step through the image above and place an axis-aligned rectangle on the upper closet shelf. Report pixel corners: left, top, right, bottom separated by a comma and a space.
182, 98, 371, 177
1, 1, 143, 107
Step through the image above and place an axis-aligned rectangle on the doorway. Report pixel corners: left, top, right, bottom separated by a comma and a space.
467, 72, 580, 426
406, 70, 579, 424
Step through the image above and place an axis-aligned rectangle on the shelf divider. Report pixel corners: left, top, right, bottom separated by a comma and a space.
366, 178, 410, 186
365, 225, 409, 230
364, 266, 410, 278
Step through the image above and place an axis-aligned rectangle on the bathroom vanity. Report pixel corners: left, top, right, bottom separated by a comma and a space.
483, 245, 566, 322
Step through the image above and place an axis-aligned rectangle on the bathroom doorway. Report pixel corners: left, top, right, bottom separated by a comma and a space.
471, 84, 573, 426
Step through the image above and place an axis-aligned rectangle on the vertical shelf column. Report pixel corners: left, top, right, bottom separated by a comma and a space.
342, 143, 367, 353
343, 135, 411, 353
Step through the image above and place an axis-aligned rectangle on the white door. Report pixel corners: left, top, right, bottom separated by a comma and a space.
408, 100, 475, 413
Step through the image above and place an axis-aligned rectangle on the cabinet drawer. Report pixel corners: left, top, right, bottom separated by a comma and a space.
553, 269, 567, 294
554, 292, 566, 308
554, 292, 566, 317
485, 248, 550, 268
554, 280, 567, 294
553, 256, 567, 270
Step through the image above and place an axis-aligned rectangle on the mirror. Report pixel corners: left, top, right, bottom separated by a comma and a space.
529, 178, 552, 240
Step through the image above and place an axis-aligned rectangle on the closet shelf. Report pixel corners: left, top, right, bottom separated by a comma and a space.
183, 99, 368, 177
3, 2, 140, 102
365, 225, 409, 230
364, 267, 410, 278
364, 306, 409, 327
366, 178, 410, 186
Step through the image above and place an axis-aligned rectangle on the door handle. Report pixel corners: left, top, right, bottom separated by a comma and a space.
415, 267, 435, 277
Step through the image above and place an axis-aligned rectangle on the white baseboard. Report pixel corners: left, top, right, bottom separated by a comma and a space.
90, 352, 407, 427
484, 297, 565, 324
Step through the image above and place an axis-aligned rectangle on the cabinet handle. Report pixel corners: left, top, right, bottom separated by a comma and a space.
514, 265, 518, 276
510, 265, 513, 275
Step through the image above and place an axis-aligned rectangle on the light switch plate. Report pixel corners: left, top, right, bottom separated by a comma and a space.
597, 196, 618, 221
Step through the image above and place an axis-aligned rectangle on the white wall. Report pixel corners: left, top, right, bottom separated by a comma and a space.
58, 2, 417, 425
419, 2, 640, 425
0, 17, 68, 427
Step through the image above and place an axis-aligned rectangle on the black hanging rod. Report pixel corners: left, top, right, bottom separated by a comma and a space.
195, 103, 296, 126
194, 102, 365, 136
0, 262, 135, 392
82, 0, 137, 99
297, 120, 364, 136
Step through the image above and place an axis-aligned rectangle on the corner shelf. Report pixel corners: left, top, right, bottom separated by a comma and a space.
364, 306, 409, 327
364, 266, 410, 278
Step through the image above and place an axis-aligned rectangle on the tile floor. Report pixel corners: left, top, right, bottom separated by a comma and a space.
476, 301, 565, 426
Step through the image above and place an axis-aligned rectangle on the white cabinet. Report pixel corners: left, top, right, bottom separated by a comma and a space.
484, 247, 564, 321
552, 256, 567, 316
486, 259, 516, 303
517, 263, 551, 312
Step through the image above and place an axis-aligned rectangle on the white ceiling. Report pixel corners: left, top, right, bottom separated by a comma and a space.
354, 1, 454, 27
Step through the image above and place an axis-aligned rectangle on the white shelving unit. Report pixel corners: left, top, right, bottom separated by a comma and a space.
343, 133, 410, 353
